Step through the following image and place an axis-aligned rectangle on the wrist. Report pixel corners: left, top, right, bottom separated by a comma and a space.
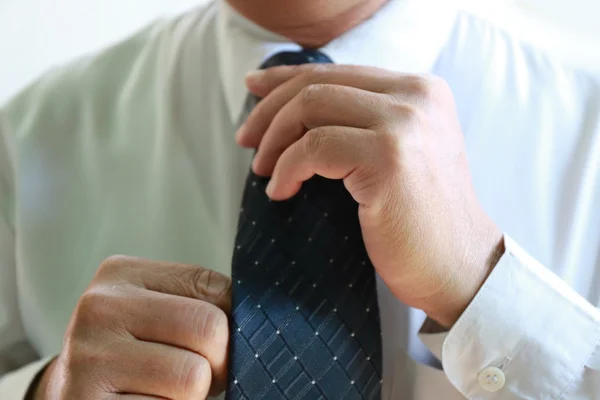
428, 229, 505, 329
27, 358, 57, 400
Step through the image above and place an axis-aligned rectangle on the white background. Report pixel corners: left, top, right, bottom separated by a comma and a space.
1, 0, 600, 103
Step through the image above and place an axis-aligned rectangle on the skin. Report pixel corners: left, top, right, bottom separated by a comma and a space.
34, 0, 504, 398
225, 0, 390, 48
239, 65, 504, 327
36, 257, 232, 399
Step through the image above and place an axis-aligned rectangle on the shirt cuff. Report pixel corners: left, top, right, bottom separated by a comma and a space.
0, 357, 53, 399
436, 234, 600, 398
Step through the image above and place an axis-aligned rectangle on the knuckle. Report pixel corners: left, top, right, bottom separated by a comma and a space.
299, 64, 329, 83
75, 290, 105, 321
300, 83, 327, 106
405, 74, 449, 100
402, 74, 436, 99
429, 75, 453, 100
71, 288, 121, 337
181, 354, 211, 397
304, 127, 328, 156
189, 301, 228, 344
97, 255, 128, 276
390, 102, 421, 125
200, 303, 229, 343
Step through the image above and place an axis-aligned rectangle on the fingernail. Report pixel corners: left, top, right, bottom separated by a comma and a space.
245, 70, 265, 86
251, 155, 261, 172
266, 179, 275, 197
236, 123, 246, 143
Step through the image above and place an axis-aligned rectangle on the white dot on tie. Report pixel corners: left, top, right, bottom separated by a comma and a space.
254, 261, 259, 265
324, 213, 328, 217
311, 380, 315, 385
304, 194, 308, 199
349, 283, 353, 288
296, 306, 300, 311
313, 283, 317, 288
255, 354, 259, 358
234, 380, 238, 384
315, 331, 319, 335
275, 282, 279, 286
351, 333, 355, 337
380, 380, 384, 384
366, 308, 370, 312
252, 221, 256, 225
272, 379, 276, 383
361, 261, 366, 265
276, 330, 280, 335
237, 328, 241, 332
288, 217, 293, 223
271, 238, 276, 243
236, 245, 241, 250
367, 357, 371, 361
351, 381, 355, 385
344, 236, 348, 240
292, 261, 296, 265
252, 181, 257, 187
294, 356, 298, 360
237, 280, 241, 284
333, 308, 338, 313
308, 237, 312, 242
333, 356, 338, 360
257, 304, 261, 309
329, 259, 334, 263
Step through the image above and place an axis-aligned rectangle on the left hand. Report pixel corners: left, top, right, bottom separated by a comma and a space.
237, 64, 504, 328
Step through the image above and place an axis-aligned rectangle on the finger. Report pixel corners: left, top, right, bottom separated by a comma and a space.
245, 64, 398, 98
244, 64, 308, 96
238, 64, 400, 148
96, 256, 232, 313
118, 289, 229, 393
252, 84, 388, 176
266, 126, 381, 207
91, 339, 212, 400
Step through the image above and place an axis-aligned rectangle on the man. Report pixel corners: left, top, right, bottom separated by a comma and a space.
0, 0, 599, 398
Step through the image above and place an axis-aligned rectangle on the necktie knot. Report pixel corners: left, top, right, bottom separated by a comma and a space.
259, 49, 333, 69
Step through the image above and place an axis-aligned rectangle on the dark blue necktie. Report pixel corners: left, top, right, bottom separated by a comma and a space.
226, 49, 383, 400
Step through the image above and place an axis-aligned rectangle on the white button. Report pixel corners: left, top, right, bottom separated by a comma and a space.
478, 366, 506, 392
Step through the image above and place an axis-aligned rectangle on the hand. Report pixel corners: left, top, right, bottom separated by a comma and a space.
35, 256, 231, 400
238, 65, 504, 328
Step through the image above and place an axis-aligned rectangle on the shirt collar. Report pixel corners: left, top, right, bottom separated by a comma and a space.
216, 0, 459, 124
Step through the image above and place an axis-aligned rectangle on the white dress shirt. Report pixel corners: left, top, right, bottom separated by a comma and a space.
1, 0, 599, 398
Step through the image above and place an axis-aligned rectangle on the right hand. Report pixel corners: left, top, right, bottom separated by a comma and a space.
36, 256, 232, 400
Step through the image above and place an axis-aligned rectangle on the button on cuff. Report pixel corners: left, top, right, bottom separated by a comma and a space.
478, 366, 506, 392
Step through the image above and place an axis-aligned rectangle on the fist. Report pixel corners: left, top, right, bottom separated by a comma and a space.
238, 64, 504, 327
37, 256, 231, 400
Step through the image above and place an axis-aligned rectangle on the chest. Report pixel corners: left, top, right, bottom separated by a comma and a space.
15, 54, 600, 366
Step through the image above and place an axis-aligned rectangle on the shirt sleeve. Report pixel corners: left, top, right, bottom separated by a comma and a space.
0, 109, 51, 398
420, 235, 600, 399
